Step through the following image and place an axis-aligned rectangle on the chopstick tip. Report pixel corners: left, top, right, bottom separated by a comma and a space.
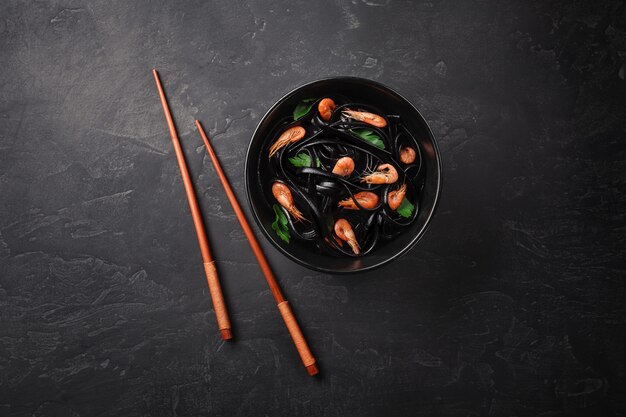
220, 329, 233, 340
306, 363, 319, 376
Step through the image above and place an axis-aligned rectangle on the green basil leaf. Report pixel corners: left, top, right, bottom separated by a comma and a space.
271, 204, 291, 243
293, 98, 316, 120
396, 198, 415, 218
288, 153, 312, 168
352, 129, 385, 149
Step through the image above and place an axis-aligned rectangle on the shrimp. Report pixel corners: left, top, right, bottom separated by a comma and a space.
324, 235, 345, 248
360, 163, 398, 184
387, 183, 407, 211
342, 109, 387, 128
268, 126, 306, 158
399, 145, 416, 164
338, 191, 379, 210
318, 98, 336, 121
332, 156, 355, 177
272, 182, 306, 222
334, 218, 360, 255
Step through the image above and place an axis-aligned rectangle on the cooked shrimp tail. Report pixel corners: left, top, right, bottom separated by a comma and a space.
360, 163, 398, 184
388, 183, 407, 211
332, 156, 355, 177
272, 182, 307, 222
342, 109, 387, 128
268, 126, 306, 158
338, 191, 379, 210
334, 218, 360, 254
399, 145, 416, 164
318, 98, 337, 121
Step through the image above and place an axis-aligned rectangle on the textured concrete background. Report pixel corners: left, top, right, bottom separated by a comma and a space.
1, 0, 625, 416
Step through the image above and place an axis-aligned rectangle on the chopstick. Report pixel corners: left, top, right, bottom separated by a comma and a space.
152, 69, 232, 340
195, 120, 319, 376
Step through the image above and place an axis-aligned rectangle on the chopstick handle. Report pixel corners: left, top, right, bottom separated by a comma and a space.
277, 301, 318, 375
204, 261, 232, 340
195, 120, 318, 376
152, 69, 232, 340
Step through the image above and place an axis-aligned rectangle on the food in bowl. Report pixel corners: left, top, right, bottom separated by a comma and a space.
263, 95, 424, 257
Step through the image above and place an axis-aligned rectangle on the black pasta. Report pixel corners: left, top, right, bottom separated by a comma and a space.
265, 96, 424, 257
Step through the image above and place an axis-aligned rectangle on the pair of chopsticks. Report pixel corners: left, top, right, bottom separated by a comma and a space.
152, 69, 318, 376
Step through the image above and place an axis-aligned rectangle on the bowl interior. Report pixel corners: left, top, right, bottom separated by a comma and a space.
245, 77, 441, 273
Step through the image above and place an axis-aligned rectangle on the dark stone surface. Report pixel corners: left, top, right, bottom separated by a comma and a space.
1, 0, 625, 416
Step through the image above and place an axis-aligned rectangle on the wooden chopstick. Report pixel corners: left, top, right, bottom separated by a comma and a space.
195, 120, 319, 376
152, 69, 232, 340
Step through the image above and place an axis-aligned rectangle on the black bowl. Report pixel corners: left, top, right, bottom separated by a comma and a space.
244, 77, 442, 273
